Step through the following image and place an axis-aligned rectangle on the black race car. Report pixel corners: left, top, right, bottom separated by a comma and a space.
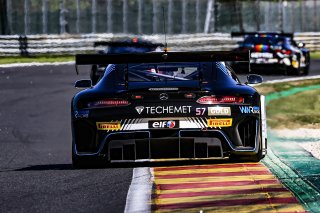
72, 51, 267, 168
90, 37, 164, 85
231, 32, 310, 75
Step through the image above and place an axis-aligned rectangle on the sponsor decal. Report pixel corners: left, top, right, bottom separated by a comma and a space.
135, 106, 144, 114
251, 52, 273, 59
207, 118, 232, 128
282, 58, 291, 66
292, 60, 299, 68
239, 106, 260, 114
208, 107, 231, 116
74, 110, 89, 118
148, 120, 179, 129
196, 108, 206, 116
96, 122, 121, 130
141, 106, 192, 114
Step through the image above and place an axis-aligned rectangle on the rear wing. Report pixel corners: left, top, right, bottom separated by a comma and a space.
231, 32, 293, 38
76, 51, 249, 66
75, 51, 250, 75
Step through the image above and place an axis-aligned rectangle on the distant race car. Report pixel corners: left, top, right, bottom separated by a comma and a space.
231, 32, 310, 75
90, 37, 164, 85
72, 51, 267, 168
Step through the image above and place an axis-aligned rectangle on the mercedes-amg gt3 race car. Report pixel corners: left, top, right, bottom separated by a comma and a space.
72, 51, 267, 168
232, 32, 310, 75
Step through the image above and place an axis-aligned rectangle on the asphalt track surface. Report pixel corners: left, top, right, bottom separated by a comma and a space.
0, 60, 319, 212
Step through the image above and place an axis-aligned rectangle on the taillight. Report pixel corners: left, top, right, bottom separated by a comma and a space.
282, 50, 292, 55
184, 93, 196, 99
87, 99, 130, 108
132, 95, 143, 100
196, 96, 244, 104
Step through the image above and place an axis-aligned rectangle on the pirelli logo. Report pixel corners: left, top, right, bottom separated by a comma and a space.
96, 122, 121, 131
207, 118, 232, 128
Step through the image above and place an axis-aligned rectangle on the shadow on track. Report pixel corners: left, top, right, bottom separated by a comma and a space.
13, 164, 74, 171
107, 159, 231, 169
2, 159, 233, 171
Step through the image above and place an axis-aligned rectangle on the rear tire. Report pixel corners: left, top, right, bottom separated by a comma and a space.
303, 53, 310, 75
289, 54, 305, 76
303, 65, 310, 76
229, 152, 263, 162
289, 64, 302, 76
247, 148, 264, 162
229, 139, 264, 162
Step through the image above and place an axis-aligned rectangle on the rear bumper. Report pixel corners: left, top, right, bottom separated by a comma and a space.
73, 121, 261, 161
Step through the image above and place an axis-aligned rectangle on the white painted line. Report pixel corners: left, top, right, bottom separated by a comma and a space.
124, 167, 153, 213
0, 61, 74, 68
264, 75, 320, 84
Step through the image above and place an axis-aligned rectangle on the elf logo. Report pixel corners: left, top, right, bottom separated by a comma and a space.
148, 120, 179, 129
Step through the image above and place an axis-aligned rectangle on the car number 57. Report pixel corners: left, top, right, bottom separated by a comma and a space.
196, 108, 206, 116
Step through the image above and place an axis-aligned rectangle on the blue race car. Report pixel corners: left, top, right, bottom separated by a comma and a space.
232, 32, 310, 75
72, 51, 267, 168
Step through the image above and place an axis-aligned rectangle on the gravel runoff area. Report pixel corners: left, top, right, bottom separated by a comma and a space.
272, 128, 320, 160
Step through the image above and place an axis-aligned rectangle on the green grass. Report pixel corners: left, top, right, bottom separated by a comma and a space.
267, 89, 320, 129
311, 52, 320, 59
255, 79, 320, 95
0, 55, 74, 64
254, 79, 320, 129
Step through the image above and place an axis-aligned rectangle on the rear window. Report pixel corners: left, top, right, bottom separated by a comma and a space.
128, 62, 200, 82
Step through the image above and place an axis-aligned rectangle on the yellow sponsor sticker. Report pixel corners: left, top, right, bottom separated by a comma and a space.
207, 118, 232, 128
96, 122, 121, 130
292, 60, 299, 68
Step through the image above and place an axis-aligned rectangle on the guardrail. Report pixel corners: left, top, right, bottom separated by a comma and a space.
0, 33, 319, 56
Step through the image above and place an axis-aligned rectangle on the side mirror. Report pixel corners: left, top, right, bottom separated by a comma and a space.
246, 74, 263, 85
298, 42, 305, 48
75, 79, 92, 88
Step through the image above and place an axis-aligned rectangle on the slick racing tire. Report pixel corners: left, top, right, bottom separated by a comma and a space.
229, 139, 264, 163
289, 55, 304, 76
289, 66, 302, 76
303, 64, 310, 76
303, 52, 310, 75
229, 152, 263, 163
